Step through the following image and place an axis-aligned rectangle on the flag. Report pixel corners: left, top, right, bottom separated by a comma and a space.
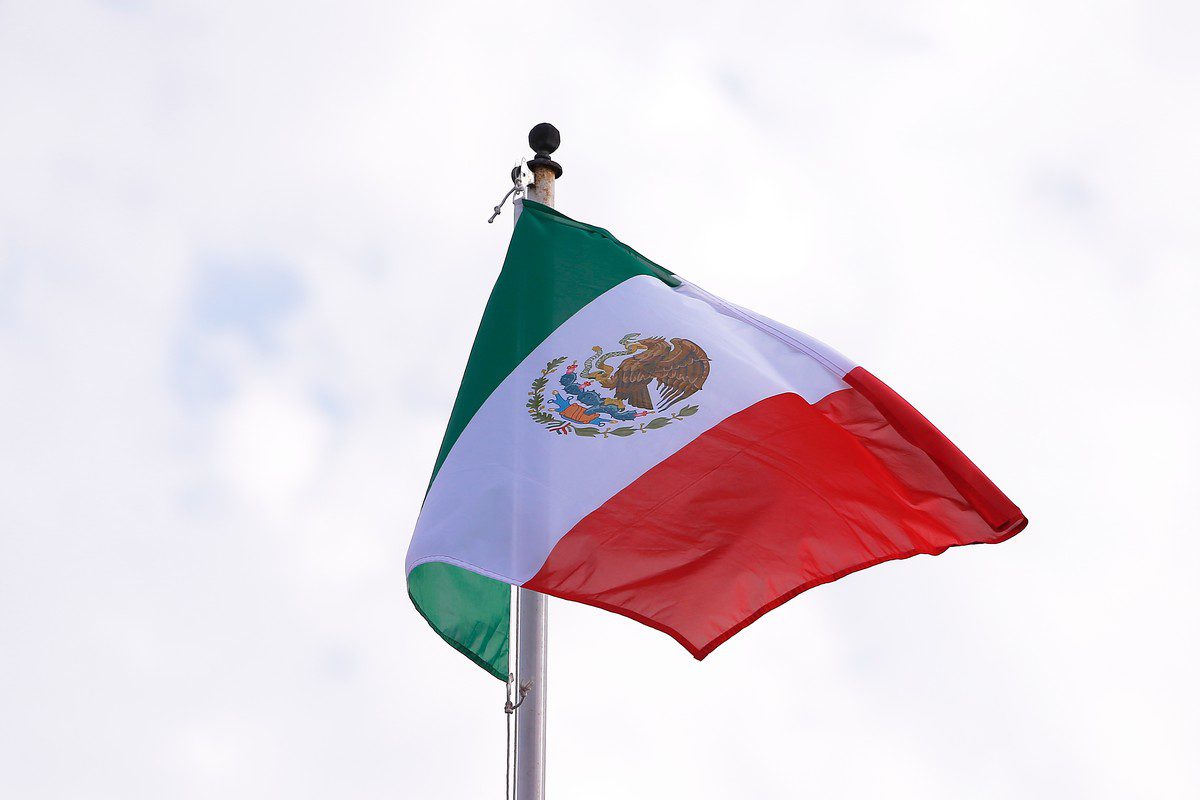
408, 200, 1027, 679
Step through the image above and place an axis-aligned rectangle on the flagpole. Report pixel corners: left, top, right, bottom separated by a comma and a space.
513, 122, 560, 800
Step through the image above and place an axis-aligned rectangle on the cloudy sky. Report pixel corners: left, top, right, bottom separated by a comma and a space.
2, 1, 1198, 797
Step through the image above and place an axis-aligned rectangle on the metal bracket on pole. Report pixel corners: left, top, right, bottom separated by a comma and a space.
505, 677, 531, 715
489, 158, 534, 223
513, 158, 534, 193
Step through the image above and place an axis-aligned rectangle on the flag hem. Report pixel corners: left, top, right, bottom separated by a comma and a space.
526, 515, 1028, 662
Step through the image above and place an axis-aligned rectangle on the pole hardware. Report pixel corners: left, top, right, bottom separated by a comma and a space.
489, 158, 534, 223
527, 122, 562, 179
504, 675, 532, 714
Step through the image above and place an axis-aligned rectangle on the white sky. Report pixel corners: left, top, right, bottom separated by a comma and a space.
2, 1, 1198, 797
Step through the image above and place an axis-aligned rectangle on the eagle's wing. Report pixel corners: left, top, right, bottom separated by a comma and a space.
612, 354, 656, 410
654, 339, 711, 410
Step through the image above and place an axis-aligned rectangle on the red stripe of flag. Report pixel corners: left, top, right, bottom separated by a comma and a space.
525, 375, 1026, 659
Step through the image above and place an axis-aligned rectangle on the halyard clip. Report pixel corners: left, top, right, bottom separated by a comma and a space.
488, 158, 535, 223
504, 673, 531, 714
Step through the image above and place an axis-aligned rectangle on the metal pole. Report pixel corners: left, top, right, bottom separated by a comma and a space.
514, 589, 547, 800
514, 122, 561, 800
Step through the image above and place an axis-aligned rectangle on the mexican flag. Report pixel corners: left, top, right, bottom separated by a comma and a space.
408, 200, 1027, 680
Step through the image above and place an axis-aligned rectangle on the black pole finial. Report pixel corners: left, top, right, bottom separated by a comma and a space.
527, 122, 563, 178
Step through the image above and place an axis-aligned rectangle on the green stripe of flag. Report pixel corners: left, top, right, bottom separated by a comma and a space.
408, 562, 511, 679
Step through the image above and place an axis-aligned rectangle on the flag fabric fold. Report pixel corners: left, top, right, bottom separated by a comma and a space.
408, 200, 1026, 679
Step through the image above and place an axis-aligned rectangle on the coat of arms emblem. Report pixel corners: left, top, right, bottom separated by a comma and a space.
527, 333, 711, 437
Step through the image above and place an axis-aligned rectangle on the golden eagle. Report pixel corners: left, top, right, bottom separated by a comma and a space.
612, 337, 710, 411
